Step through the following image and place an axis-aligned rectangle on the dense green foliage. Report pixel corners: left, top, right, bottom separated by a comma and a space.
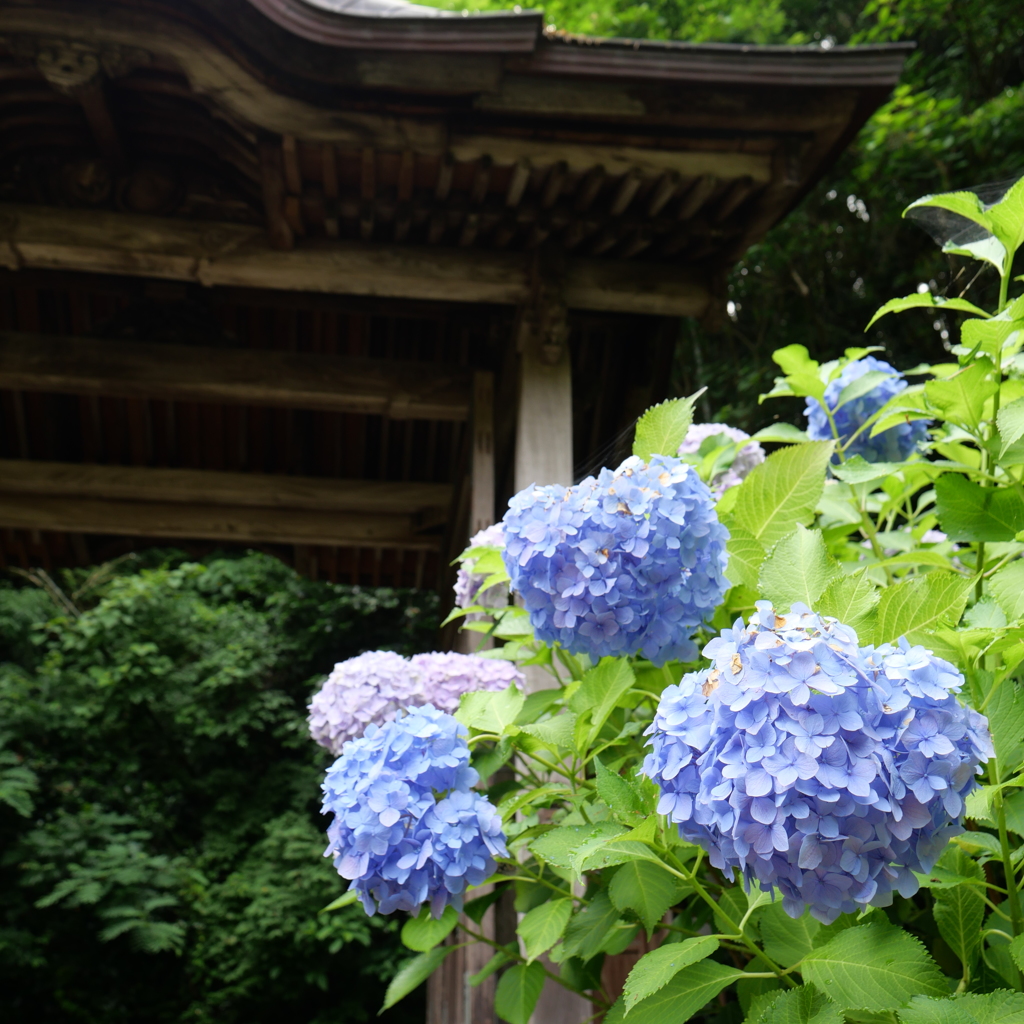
0, 553, 438, 1023
389, 177, 1024, 1023
423, 0, 1024, 431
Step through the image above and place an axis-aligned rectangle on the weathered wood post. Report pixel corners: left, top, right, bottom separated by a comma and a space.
512, 261, 592, 1024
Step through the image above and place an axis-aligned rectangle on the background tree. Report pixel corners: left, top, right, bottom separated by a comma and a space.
0, 552, 438, 1024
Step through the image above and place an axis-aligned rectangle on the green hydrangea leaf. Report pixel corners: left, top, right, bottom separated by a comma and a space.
872, 571, 973, 646
801, 922, 946, 1011
519, 898, 573, 962
604, 960, 745, 1024
621, 936, 719, 1014
936, 474, 1024, 542
495, 962, 546, 1024
897, 996, 980, 1024
608, 860, 689, 936
865, 293, 991, 331
759, 902, 821, 968
755, 983, 844, 1024
727, 441, 835, 550
381, 945, 458, 1011
758, 525, 840, 611
401, 904, 459, 951
633, 393, 701, 462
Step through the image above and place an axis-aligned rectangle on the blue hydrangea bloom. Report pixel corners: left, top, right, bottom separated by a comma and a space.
501, 455, 729, 665
804, 356, 929, 462
642, 602, 992, 923
322, 705, 507, 917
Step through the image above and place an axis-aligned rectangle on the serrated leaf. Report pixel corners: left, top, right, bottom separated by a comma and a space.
729, 441, 835, 550
457, 685, 525, 734
381, 945, 457, 1011
757, 984, 844, 1024
609, 860, 689, 936
953, 990, 1024, 1023
569, 658, 636, 746
494, 962, 546, 1024
401, 905, 460, 951
998, 397, 1024, 457
726, 528, 766, 591
936, 475, 1024, 542
758, 525, 840, 611
595, 757, 645, 819
800, 922, 946, 1011
622, 936, 719, 1014
561, 891, 623, 962
530, 821, 625, 870
990, 563, 1024, 623
898, 996, 981, 1024
933, 884, 985, 976
869, 385, 933, 437
633, 394, 699, 462
835, 371, 897, 412
759, 902, 821, 968
987, 680, 1024, 775
773, 344, 820, 376
925, 360, 999, 432
519, 712, 576, 752
830, 456, 905, 486
520, 898, 573, 962
1008, 934, 1024, 972
865, 293, 991, 330
575, 836, 666, 873
872, 571, 973, 646
604, 960, 746, 1024
986, 176, 1024, 264
816, 571, 879, 639
752, 424, 811, 444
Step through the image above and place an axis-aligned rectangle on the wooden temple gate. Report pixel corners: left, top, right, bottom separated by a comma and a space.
0, 0, 907, 1019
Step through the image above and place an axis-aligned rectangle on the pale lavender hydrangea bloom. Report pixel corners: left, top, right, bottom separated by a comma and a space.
454, 523, 508, 611
322, 705, 507, 917
642, 601, 992, 923
678, 423, 766, 496
409, 652, 523, 716
309, 650, 523, 755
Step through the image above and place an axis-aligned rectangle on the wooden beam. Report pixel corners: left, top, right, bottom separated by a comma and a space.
0, 204, 711, 318
0, 332, 471, 421
0, 494, 437, 548
0, 460, 452, 515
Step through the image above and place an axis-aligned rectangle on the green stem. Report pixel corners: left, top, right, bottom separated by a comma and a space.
976, 541, 987, 602
994, 789, 1024, 939
859, 508, 896, 585
660, 852, 796, 987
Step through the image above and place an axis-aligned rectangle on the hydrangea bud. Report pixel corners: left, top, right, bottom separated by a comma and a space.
322, 705, 507, 917
805, 356, 929, 462
643, 602, 992, 923
678, 423, 766, 495
454, 523, 508, 611
501, 454, 729, 665
309, 650, 523, 755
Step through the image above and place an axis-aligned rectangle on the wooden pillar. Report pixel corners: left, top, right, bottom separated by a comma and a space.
471, 370, 496, 537
513, 276, 592, 1024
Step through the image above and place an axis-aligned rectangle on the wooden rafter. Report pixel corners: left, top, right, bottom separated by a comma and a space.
0, 460, 447, 548
0, 331, 473, 420
0, 204, 712, 316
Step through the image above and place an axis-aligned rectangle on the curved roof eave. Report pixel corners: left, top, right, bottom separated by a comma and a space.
243, 0, 545, 52
245, 0, 912, 87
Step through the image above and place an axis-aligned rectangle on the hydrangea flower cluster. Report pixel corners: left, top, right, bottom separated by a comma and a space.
502, 454, 729, 665
805, 356, 929, 462
678, 423, 766, 495
309, 650, 523, 755
322, 705, 507, 917
642, 602, 992, 923
454, 523, 508, 611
